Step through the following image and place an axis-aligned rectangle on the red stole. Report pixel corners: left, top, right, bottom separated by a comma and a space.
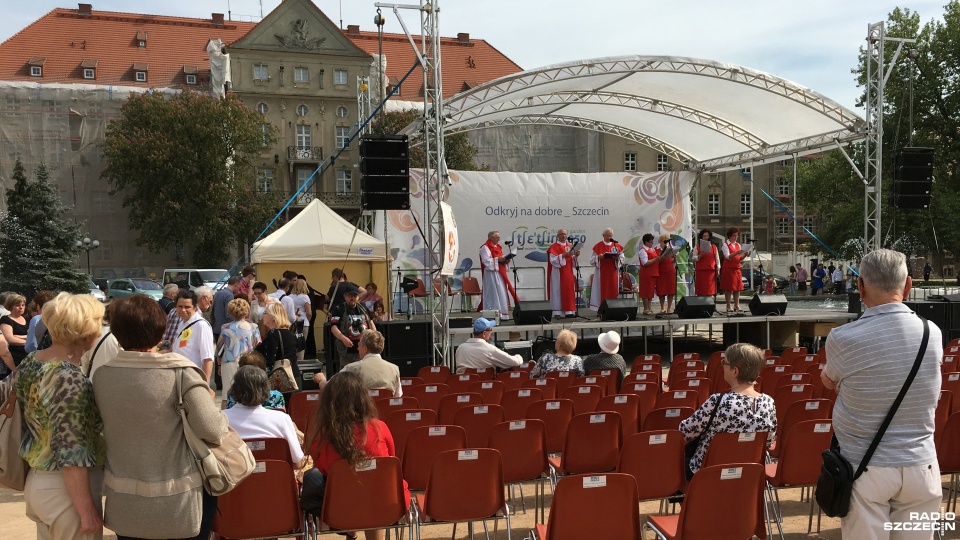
592, 241, 623, 302
479, 240, 519, 310
547, 241, 576, 311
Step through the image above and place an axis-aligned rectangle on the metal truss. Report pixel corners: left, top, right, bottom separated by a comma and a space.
697, 129, 865, 172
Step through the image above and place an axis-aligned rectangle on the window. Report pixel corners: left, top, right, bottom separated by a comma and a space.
83, 68, 95, 80
335, 126, 350, 149
337, 169, 352, 194
253, 64, 268, 81
740, 193, 751, 216
776, 217, 789, 235
657, 154, 669, 172
256, 168, 274, 192
30, 66, 42, 77
708, 193, 720, 216
776, 177, 790, 196
256, 102, 268, 114
803, 216, 815, 232
296, 104, 309, 117
334, 69, 348, 85
294, 67, 309, 83
261, 123, 271, 146
185, 74, 197, 85
135, 71, 147, 82
624, 152, 637, 172
336, 106, 348, 118
296, 124, 312, 149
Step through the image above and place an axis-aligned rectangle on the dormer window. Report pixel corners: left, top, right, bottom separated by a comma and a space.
183, 65, 198, 86
28, 57, 45, 78
81, 59, 98, 80
30, 66, 42, 77
136, 72, 147, 82
133, 63, 149, 83
186, 74, 197, 85
135, 31, 147, 48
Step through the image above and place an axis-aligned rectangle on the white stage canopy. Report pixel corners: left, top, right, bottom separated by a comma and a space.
436, 55, 867, 171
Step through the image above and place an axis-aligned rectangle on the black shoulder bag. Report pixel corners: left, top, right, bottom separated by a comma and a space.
684, 393, 725, 480
815, 317, 929, 517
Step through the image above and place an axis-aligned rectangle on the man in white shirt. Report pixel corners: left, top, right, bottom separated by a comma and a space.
269, 278, 297, 323
172, 288, 215, 387
455, 318, 523, 372
832, 264, 845, 295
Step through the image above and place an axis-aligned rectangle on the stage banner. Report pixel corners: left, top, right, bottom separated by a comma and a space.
376, 170, 695, 309
439, 201, 459, 276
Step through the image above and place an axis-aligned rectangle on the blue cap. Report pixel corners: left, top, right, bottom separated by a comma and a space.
473, 318, 497, 333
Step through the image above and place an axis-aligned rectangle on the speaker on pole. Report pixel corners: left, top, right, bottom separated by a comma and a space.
748, 294, 788, 316
513, 301, 553, 325
360, 134, 410, 210
676, 296, 716, 318
893, 147, 934, 209
598, 298, 638, 321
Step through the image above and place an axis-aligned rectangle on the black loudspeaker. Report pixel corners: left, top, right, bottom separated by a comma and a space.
513, 301, 553, 325
598, 298, 638, 321
848, 292, 863, 314
360, 134, 410, 210
676, 296, 716, 318
749, 294, 788, 316
893, 147, 934, 209
390, 356, 431, 378
905, 301, 950, 346
379, 320, 432, 359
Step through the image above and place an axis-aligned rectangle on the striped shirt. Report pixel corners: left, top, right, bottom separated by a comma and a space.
823, 302, 941, 470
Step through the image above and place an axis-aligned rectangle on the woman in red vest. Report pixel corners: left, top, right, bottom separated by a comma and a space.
720, 227, 749, 313
691, 228, 720, 296
638, 233, 661, 316
656, 234, 677, 314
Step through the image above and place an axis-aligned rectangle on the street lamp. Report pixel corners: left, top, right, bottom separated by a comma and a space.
76, 237, 100, 276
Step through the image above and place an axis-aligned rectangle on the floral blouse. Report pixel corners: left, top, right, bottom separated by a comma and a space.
15, 353, 105, 470
530, 352, 584, 378
226, 389, 286, 411
679, 392, 777, 474
220, 320, 261, 364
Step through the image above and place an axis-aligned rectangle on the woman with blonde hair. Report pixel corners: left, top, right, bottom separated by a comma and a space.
16, 293, 106, 539
530, 329, 583, 377
257, 302, 300, 383
217, 298, 261, 398
290, 279, 312, 361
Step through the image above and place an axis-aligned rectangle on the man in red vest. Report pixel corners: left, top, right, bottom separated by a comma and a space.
589, 228, 625, 311
547, 229, 580, 318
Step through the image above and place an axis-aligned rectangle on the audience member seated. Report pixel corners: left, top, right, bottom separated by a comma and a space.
454, 317, 522, 373
341, 329, 402, 396
679, 343, 776, 475
226, 351, 287, 411
581, 330, 626, 384
530, 329, 584, 378
224, 365, 305, 467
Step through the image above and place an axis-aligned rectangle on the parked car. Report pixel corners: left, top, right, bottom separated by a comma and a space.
741, 268, 788, 291
88, 278, 106, 302
162, 268, 229, 292
107, 278, 164, 300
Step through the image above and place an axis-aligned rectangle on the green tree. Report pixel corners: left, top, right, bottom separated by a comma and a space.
0, 159, 88, 297
102, 91, 281, 266
369, 109, 487, 170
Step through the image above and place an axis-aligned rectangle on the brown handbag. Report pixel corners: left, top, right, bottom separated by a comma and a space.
0, 384, 27, 491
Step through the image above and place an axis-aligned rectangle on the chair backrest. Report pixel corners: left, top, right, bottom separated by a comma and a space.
773, 383, 815, 426
321, 456, 407, 530
417, 365, 452, 384
790, 354, 819, 374
700, 431, 769, 469
446, 373, 481, 394
805, 363, 831, 400
936, 391, 954, 444
619, 381, 659, 422
574, 374, 614, 397
375, 396, 420, 419
943, 355, 959, 375
467, 379, 505, 404
461, 276, 482, 295
670, 378, 712, 407
617, 430, 684, 501
770, 420, 833, 487
771, 398, 832, 459
383, 408, 437, 462
544, 473, 641, 540
400, 376, 424, 389
758, 364, 791, 395
401, 425, 467, 491
589, 368, 623, 393
525, 398, 575, 454
516, 361, 535, 371
288, 390, 322, 432
487, 419, 548, 484
672, 352, 700, 363
942, 373, 960, 413
632, 353, 661, 366
597, 394, 641, 439
672, 463, 765, 540
627, 361, 662, 383
212, 459, 301, 538
545, 370, 578, 394
437, 392, 483, 425
673, 358, 706, 373
778, 372, 811, 390
641, 406, 695, 432
422, 448, 505, 521
622, 371, 660, 387
409, 278, 427, 297
245, 437, 293, 463
560, 384, 603, 415
462, 366, 496, 381
522, 377, 558, 399
496, 369, 531, 390
654, 390, 699, 411
367, 387, 392, 400
778, 346, 807, 365
937, 411, 960, 474
501, 387, 544, 421
405, 383, 450, 413
453, 404, 505, 448
667, 368, 706, 391
558, 412, 622, 475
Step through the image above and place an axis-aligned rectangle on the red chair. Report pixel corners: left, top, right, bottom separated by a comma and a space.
367, 388, 392, 400
548, 412, 622, 480
670, 377, 711, 407
496, 369, 530, 390
573, 374, 614, 397
588, 368, 623, 393
943, 373, 960, 411
777, 372, 811, 390
526, 399, 575, 454
560, 384, 603, 415
769, 398, 831, 459
522, 377, 558, 400
936, 391, 954, 445
943, 356, 959, 375
622, 371, 660, 387
654, 390, 699, 411
628, 362, 662, 386
488, 419, 550, 522
460, 276, 482, 312
765, 420, 834, 537
667, 369, 706, 391
383, 408, 437, 463
699, 431, 770, 470
453, 404, 505, 448
545, 370, 578, 395
437, 392, 483, 425
212, 460, 302, 539
790, 354, 819, 374
516, 361, 535, 372
773, 383, 815, 427
937, 412, 960, 513
758, 364, 791, 395
401, 425, 466, 491
620, 381, 659, 423
617, 430, 685, 506
244, 437, 292, 463
405, 383, 450, 413
806, 363, 832, 400
501, 387, 544, 421
643, 463, 766, 540
642, 406, 695, 432
632, 353, 661, 367
319, 456, 411, 539
597, 394, 641, 439
375, 396, 420, 420
446, 373, 480, 394
778, 346, 807, 366
287, 390, 322, 432
400, 376, 424, 389
532, 473, 641, 540
467, 379, 505, 405
417, 365, 451, 385
462, 366, 496, 381
672, 352, 700, 363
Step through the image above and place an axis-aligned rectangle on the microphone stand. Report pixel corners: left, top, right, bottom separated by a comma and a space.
394, 268, 403, 316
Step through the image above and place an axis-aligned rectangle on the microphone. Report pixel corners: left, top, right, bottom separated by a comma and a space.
504, 240, 514, 247
609, 239, 618, 244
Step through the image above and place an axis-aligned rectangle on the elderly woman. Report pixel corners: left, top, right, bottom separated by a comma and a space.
679, 343, 777, 476
2, 293, 29, 366
226, 352, 287, 411
16, 293, 106, 539
581, 331, 626, 384
224, 365, 305, 467
530, 329, 584, 378
257, 302, 301, 383
217, 298, 261, 398
93, 294, 228, 540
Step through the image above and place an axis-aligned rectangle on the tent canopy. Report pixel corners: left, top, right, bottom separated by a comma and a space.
251, 198, 387, 263
435, 56, 866, 172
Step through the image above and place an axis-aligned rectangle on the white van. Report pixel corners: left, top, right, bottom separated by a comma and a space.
162, 268, 230, 292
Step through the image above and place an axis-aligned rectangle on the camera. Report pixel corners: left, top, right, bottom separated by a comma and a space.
350, 319, 365, 333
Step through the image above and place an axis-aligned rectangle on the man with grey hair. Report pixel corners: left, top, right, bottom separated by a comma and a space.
159, 283, 179, 314
821, 248, 942, 538
341, 329, 402, 397
479, 230, 518, 319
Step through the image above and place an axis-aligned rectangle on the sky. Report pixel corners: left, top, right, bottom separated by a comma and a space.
0, 0, 946, 113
